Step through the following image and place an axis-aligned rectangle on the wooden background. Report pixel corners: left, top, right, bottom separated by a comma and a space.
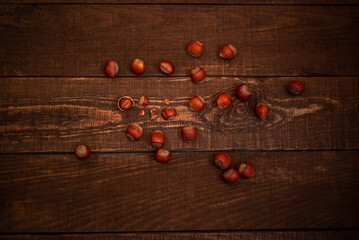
1, 0, 359, 239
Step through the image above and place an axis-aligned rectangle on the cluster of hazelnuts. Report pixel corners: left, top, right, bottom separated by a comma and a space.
75, 40, 305, 185
214, 152, 255, 184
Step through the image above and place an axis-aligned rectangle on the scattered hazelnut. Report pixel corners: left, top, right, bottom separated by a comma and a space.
287, 81, 304, 96
256, 103, 268, 119
138, 110, 145, 116
159, 61, 174, 75
216, 93, 232, 109
151, 130, 165, 148
117, 96, 134, 111
190, 67, 206, 84
75, 144, 91, 159
236, 84, 251, 101
181, 126, 197, 142
219, 44, 237, 60
125, 123, 143, 141
238, 162, 255, 178
223, 168, 240, 185
150, 108, 159, 121
213, 152, 231, 170
138, 96, 149, 106
155, 149, 171, 163
162, 107, 177, 120
187, 40, 204, 57
131, 58, 145, 75
164, 98, 170, 105
189, 96, 205, 112
104, 60, 119, 78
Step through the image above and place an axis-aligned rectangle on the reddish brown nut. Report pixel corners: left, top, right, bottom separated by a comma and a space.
75, 144, 91, 159
138, 96, 149, 106
162, 107, 177, 120
187, 40, 204, 57
150, 108, 159, 121
181, 126, 197, 142
190, 67, 206, 84
287, 81, 304, 96
104, 60, 119, 78
164, 98, 170, 105
189, 96, 205, 112
131, 58, 145, 75
216, 93, 232, 109
155, 149, 171, 163
236, 84, 251, 101
151, 130, 165, 148
138, 110, 145, 116
117, 96, 134, 111
238, 162, 255, 178
125, 123, 143, 141
256, 103, 268, 119
159, 61, 174, 75
213, 152, 231, 170
222, 168, 240, 185
219, 44, 237, 60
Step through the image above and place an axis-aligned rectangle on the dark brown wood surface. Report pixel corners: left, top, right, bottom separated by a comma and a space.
2, 0, 359, 4
1, 231, 358, 240
1, 1, 359, 238
1, 77, 358, 153
1, 5, 359, 77
1, 151, 358, 232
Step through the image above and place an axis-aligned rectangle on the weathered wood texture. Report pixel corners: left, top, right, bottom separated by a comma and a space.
0, 151, 358, 232
1, 5, 359, 77
2, 0, 359, 4
1, 231, 359, 240
1, 77, 358, 153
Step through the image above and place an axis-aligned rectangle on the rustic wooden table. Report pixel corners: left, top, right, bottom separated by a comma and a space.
1, 0, 359, 239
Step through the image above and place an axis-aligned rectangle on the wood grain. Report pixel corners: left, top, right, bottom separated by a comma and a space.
2, 0, 359, 4
1, 5, 359, 77
1, 77, 358, 153
1, 231, 359, 240
1, 151, 358, 232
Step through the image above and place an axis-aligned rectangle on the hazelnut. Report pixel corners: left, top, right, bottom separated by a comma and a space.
150, 108, 159, 121
159, 61, 174, 75
236, 84, 251, 101
155, 149, 171, 163
117, 96, 134, 111
131, 58, 145, 75
187, 40, 204, 57
219, 44, 237, 60
104, 60, 119, 78
162, 107, 177, 120
213, 152, 231, 170
256, 103, 268, 119
181, 126, 197, 142
190, 67, 206, 84
75, 144, 91, 159
238, 162, 255, 178
287, 81, 304, 96
151, 130, 165, 148
216, 93, 232, 109
138, 96, 149, 106
189, 96, 205, 112
125, 123, 143, 141
223, 168, 240, 185
138, 110, 145, 116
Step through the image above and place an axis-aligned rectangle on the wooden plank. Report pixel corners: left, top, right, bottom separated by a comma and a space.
2, 0, 359, 4
0, 151, 358, 232
1, 5, 359, 77
0, 77, 358, 153
1, 231, 359, 240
